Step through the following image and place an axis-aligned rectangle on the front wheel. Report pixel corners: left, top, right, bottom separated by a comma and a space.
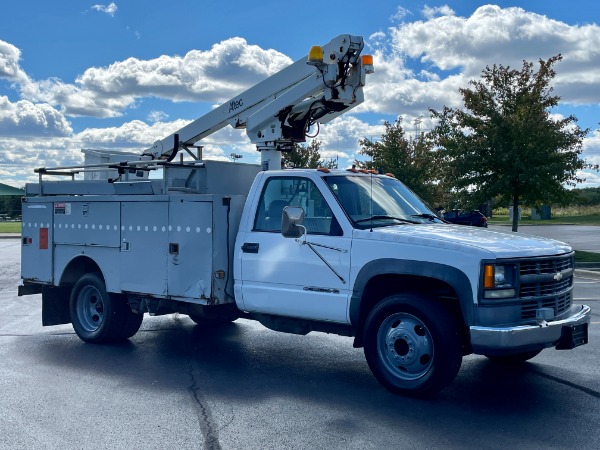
363, 294, 462, 397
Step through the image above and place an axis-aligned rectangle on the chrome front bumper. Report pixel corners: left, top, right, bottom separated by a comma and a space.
470, 305, 591, 353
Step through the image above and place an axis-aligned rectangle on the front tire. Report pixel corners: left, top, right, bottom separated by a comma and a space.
70, 273, 142, 343
363, 294, 462, 397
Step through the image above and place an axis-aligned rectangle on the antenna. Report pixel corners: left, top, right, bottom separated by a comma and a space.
413, 116, 422, 140
370, 148, 374, 232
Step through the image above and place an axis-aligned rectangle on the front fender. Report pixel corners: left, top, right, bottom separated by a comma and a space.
350, 259, 474, 327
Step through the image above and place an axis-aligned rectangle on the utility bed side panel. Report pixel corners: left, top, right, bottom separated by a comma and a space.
21, 200, 54, 283
53, 201, 120, 248
119, 201, 169, 295
54, 245, 121, 291
167, 197, 213, 301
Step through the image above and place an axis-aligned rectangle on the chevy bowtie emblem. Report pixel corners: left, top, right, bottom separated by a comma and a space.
554, 272, 563, 281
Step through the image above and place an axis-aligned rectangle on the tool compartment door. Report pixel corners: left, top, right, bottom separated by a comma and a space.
120, 201, 169, 295
167, 198, 213, 300
21, 201, 53, 283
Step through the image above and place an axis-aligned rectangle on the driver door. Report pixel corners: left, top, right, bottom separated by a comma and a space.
239, 175, 351, 323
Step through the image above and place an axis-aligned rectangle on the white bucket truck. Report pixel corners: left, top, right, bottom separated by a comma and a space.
19, 35, 590, 396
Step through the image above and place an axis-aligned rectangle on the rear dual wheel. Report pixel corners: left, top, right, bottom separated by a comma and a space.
70, 273, 143, 343
363, 294, 462, 397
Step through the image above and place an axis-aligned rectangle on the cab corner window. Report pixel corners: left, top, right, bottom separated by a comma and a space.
253, 177, 341, 236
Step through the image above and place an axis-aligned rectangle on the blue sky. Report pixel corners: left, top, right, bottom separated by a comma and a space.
1, 1, 599, 187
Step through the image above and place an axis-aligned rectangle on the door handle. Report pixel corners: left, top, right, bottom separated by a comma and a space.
241, 242, 259, 253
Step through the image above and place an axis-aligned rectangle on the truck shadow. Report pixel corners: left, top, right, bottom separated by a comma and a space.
28, 315, 595, 447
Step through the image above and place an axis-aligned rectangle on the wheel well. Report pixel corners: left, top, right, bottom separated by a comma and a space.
41, 256, 103, 327
59, 256, 103, 287
353, 274, 469, 351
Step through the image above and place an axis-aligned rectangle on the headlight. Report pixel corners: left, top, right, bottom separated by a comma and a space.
483, 264, 516, 299
494, 265, 506, 285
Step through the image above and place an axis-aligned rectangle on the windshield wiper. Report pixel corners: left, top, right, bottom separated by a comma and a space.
411, 213, 440, 222
355, 215, 419, 224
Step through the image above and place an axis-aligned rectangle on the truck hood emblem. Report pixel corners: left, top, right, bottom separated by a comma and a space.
553, 272, 563, 281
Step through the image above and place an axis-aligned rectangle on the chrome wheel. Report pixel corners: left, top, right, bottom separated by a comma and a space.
75, 284, 105, 333
377, 312, 434, 381
363, 294, 462, 396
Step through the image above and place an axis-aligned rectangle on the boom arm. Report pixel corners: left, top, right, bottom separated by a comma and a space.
144, 34, 373, 169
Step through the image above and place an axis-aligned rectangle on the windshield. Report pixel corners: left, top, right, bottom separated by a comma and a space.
323, 175, 442, 228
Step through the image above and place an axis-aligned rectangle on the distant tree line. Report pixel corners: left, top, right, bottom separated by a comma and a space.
0, 196, 21, 219
572, 187, 600, 206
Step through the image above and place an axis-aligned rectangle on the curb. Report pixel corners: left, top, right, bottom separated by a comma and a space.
0, 234, 20, 239
574, 269, 600, 280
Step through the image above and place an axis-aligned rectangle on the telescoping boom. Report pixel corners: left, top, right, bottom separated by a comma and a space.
143, 34, 373, 170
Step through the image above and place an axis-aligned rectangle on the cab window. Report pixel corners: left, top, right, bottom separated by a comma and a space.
253, 176, 341, 236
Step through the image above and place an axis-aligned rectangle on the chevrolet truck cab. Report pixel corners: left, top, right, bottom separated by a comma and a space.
234, 168, 590, 395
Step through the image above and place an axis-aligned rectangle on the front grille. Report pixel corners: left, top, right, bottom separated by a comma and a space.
520, 256, 573, 275
521, 291, 572, 320
520, 278, 572, 297
517, 254, 574, 320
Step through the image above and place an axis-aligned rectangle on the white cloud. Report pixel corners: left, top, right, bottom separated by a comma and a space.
582, 129, 600, 167
20, 78, 134, 117
18, 37, 293, 118
74, 119, 190, 149
91, 2, 118, 17
0, 96, 72, 137
576, 169, 600, 187
0, 135, 81, 185
0, 40, 29, 84
147, 110, 168, 123
309, 115, 387, 167
72, 118, 256, 163
360, 49, 466, 116
422, 5, 455, 20
391, 6, 412, 23
380, 4, 600, 105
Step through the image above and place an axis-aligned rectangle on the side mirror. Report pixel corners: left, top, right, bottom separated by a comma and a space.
281, 206, 305, 238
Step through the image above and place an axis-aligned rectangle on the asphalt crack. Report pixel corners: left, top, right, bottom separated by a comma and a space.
187, 364, 223, 450
530, 367, 600, 399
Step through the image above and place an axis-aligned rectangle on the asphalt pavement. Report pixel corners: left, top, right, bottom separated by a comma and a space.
1, 236, 599, 450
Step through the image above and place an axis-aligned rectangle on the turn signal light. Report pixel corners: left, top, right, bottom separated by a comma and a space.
483, 265, 494, 288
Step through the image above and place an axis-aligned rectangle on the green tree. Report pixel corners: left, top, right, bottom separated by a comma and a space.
357, 118, 443, 206
283, 140, 324, 168
0, 195, 22, 219
430, 55, 594, 231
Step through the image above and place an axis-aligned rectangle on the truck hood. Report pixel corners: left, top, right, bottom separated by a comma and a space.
357, 224, 572, 259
